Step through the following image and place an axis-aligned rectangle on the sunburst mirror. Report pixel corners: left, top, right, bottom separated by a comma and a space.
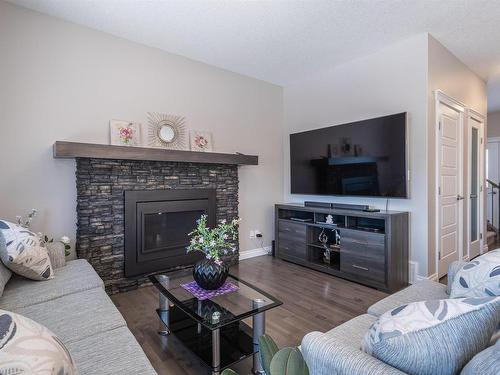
147, 112, 187, 149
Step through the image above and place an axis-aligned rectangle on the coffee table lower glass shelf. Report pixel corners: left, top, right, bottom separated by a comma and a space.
156, 305, 255, 371
150, 269, 282, 375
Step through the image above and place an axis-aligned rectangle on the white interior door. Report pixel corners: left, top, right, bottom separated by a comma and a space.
467, 113, 484, 260
436, 98, 464, 278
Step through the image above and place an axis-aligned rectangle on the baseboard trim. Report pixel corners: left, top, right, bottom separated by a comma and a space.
416, 273, 439, 282
409, 261, 418, 284
482, 244, 489, 254
239, 246, 271, 260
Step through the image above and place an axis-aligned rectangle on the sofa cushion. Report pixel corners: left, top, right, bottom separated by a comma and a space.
362, 297, 500, 375
367, 279, 447, 317
301, 314, 406, 375
67, 327, 157, 375
450, 249, 500, 298
0, 259, 103, 310
0, 309, 77, 374
14, 287, 126, 344
460, 338, 500, 375
0, 220, 54, 281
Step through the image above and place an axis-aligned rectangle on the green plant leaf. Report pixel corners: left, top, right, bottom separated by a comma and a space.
221, 369, 239, 375
270, 347, 309, 375
259, 334, 279, 375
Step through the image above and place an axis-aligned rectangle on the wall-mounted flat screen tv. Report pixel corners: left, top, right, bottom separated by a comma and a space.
290, 113, 407, 198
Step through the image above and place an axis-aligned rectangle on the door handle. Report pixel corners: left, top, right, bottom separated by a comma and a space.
457, 195, 464, 201
470, 194, 478, 199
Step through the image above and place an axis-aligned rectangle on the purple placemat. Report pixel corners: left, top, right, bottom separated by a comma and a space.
180, 281, 239, 300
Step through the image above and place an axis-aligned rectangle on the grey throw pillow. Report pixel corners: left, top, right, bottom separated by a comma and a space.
460, 338, 500, 375
0, 230, 12, 296
361, 297, 500, 375
0, 220, 54, 281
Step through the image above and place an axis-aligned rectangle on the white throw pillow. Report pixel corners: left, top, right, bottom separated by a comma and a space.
0, 309, 77, 374
0, 220, 54, 281
450, 249, 500, 298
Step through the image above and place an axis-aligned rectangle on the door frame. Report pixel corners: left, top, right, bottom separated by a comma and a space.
434, 90, 466, 277
466, 109, 485, 259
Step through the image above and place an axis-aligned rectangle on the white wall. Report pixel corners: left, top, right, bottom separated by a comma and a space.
427, 35, 487, 276
284, 34, 429, 277
0, 2, 284, 257
487, 111, 500, 138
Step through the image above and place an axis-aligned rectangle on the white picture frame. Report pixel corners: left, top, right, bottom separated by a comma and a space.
190, 130, 213, 152
109, 120, 142, 147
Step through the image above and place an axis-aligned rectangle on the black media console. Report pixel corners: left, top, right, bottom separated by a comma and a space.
275, 204, 409, 293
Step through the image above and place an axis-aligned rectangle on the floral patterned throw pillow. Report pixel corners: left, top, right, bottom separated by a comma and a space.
0, 310, 77, 374
362, 297, 500, 375
450, 249, 500, 298
0, 220, 53, 281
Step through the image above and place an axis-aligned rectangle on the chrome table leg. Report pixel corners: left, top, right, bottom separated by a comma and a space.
212, 328, 221, 375
157, 275, 171, 336
197, 300, 202, 335
252, 299, 266, 375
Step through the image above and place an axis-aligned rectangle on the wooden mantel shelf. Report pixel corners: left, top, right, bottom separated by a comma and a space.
53, 141, 258, 165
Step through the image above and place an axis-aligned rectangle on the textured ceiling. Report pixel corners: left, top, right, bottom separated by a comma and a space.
7, 0, 500, 106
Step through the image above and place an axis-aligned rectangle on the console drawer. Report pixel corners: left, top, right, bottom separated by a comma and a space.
277, 238, 307, 260
278, 220, 307, 236
278, 220, 307, 242
341, 229, 384, 246
341, 238, 385, 258
340, 252, 385, 284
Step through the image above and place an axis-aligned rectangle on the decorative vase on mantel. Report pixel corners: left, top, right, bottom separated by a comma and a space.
193, 258, 229, 290
187, 215, 240, 290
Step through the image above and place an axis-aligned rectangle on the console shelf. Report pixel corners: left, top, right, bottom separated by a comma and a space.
275, 204, 409, 293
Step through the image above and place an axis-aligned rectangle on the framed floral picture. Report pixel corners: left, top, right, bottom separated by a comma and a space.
190, 130, 213, 152
110, 120, 142, 147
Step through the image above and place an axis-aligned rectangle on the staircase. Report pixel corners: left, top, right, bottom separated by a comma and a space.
487, 179, 500, 249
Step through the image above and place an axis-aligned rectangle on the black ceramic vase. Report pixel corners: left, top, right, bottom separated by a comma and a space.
193, 258, 229, 290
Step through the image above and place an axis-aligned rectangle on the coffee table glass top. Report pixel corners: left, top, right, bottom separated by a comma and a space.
150, 268, 282, 330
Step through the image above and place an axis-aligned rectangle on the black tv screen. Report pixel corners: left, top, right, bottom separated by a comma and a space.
290, 113, 407, 198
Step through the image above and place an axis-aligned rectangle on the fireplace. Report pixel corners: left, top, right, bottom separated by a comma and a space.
124, 189, 216, 277
75, 158, 239, 294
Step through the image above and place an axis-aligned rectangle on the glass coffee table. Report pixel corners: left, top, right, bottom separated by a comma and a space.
150, 268, 282, 375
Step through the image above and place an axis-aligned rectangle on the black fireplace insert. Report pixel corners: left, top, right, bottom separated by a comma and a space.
124, 189, 216, 277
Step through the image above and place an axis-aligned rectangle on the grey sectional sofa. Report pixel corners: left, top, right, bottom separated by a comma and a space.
300, 262, 477, 375
0, 259, 157, 375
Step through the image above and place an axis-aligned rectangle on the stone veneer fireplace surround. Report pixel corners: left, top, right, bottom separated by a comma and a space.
76, 158, 239, 294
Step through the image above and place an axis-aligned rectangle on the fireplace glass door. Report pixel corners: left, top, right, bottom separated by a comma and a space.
138, 201, 206, 262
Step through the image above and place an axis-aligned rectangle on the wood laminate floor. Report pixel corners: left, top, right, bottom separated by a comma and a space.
111, 256, 388, 375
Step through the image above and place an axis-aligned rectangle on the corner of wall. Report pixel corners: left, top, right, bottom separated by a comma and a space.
426, 35, 487, 278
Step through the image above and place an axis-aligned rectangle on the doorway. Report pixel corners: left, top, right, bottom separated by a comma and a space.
487, 137, 500, 246
467, 111, 484, 260
435, 93, 465, 278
